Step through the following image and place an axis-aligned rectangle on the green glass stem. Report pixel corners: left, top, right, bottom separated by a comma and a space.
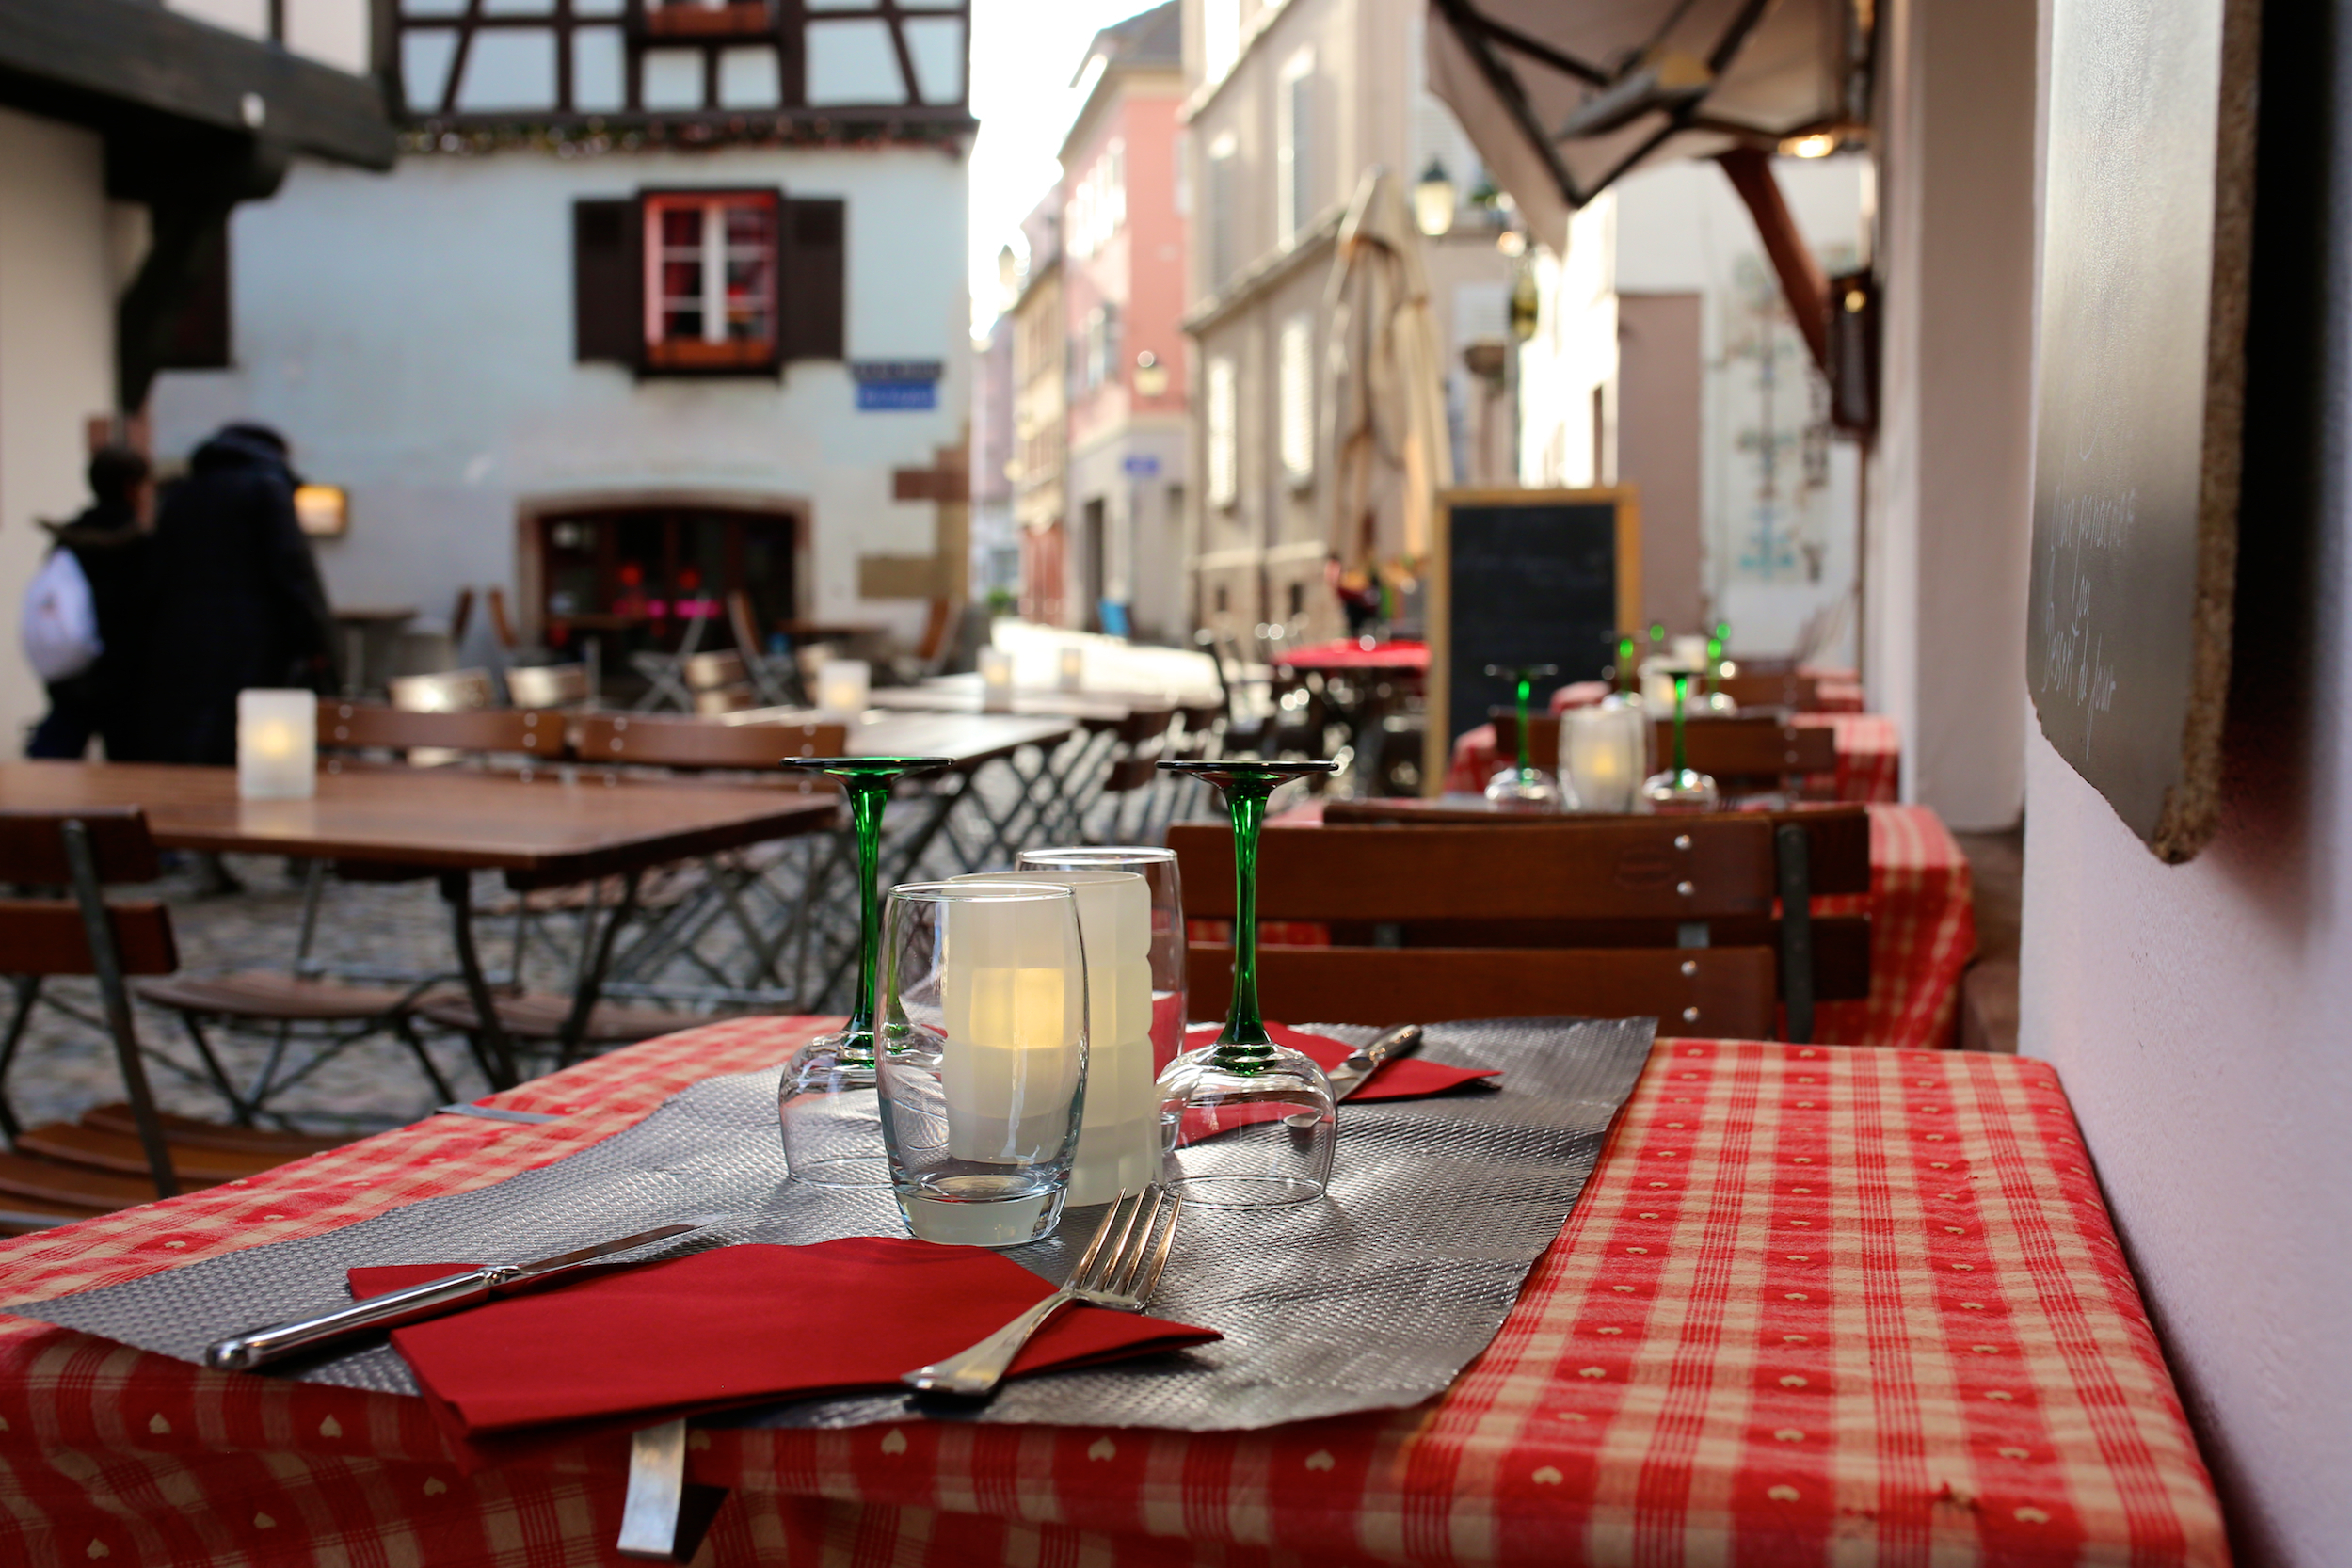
1616, 636, 1637, 697
840, 776, 890, 1060
1512, 676, 1535, 775
1216, 783, 1275, 1067
1672, 675, 1690, 776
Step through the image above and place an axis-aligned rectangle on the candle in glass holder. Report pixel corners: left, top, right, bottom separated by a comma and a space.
979, 648, 1015, 712
1562, 702, 1642, 814
1057, 646, 1085, 692
815, 658, 870, 716
237, 689, 316, 801
957, 869, 1154, 1203
940, 890, 1086, 1163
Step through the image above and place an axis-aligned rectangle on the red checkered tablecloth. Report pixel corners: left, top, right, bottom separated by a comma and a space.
1447, 712, 1900, 804
0, 1025, 2220, 1567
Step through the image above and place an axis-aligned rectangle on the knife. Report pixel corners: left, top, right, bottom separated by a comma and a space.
1325, 1024, 1425, 1101
202, 1220, 708, 1372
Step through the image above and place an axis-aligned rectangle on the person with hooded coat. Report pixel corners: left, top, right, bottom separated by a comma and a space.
122, 424, 338, 766
24, 446, 153, 760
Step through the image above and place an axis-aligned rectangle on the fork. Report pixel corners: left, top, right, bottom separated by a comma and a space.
900, 1186, 1184, 1398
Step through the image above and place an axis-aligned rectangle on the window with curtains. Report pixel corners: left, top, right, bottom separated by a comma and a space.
1207, 356, 1238, 508
1278, 314, 1314, 487
644, 191, 779, 369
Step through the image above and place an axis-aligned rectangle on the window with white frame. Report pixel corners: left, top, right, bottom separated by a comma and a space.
1277, 51, 1314, 247
1067, 138, 1127, 259
1206, 355, 1238, 508
641, 190, 779, 369
1079, 302, 1122, 392
1277, 314, 1314, 486
1207, 131, 1239, 288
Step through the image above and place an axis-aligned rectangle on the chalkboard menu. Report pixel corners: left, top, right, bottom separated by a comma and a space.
1424, 488, 1641, 793
2027, 0, 2259, 862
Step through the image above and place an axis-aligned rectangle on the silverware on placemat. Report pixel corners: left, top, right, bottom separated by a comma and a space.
201, 1220, 712, 1371
901, 1186, 1183, 1399
1325, 1023, 1424, 1100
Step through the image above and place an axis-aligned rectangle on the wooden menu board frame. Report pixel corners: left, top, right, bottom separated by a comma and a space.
2027, 0, 2261, 862
1424, 487, 1642, 796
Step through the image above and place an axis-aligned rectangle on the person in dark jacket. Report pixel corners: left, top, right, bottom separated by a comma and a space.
121, 424, 338, 766
25, 446, 153, 760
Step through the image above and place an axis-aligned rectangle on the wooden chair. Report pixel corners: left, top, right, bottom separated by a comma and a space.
726, 589, 804, 708
318, 699, 564, 770
685, 650, 757, 715
1170, 815, 1864, 1041
1716, 669, 1822, 711
0, 808, 342, 1229
505, 662, 593, 711
387, 667, 497, 714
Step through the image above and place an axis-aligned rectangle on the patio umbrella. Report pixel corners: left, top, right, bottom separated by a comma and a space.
1320, 169, 1456, 568
1425, 0, 1870, 249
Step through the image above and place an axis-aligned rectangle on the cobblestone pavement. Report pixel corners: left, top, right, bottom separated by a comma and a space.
5, 751, 1218, 1140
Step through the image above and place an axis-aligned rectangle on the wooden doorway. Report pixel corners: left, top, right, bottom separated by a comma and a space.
528, 501, 802, 679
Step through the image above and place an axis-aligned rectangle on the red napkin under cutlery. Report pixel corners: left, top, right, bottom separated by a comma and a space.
350, 1237, 1218, 1446
1183, 1021, 1500, 1100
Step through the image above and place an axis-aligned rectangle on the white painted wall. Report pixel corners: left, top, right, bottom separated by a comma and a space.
1865, 0, 2040, 828
152, 146, 970, 639
0, 107, 116, 750
167, 0, 372, 74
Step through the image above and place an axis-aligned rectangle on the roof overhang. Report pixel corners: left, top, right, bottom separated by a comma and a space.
1427, 0, 1872, 249
0, 0, 396, 170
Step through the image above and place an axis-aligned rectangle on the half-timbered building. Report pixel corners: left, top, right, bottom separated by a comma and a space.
151, 0, 975, 673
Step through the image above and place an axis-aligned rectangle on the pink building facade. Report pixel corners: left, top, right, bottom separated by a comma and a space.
1056, 1, 1190, 640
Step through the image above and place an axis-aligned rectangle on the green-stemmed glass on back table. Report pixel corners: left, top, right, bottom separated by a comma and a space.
776, 755, 953, 1186
1481, 663, 1563, 808
1153, 758, 1339, 1208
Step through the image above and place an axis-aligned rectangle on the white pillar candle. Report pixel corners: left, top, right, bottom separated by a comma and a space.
956, 869, 1155, 1203
979, 648, 1016, 712
815, 658, 870, 716
237, 689, 316, 801
940, 891, 1086, 1163
1672, 634, 1710, 670
1562, 703, 1643, 814
1057, 646, 1086, 692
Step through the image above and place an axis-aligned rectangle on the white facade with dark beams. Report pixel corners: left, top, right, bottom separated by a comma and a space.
149, 0, 974, 681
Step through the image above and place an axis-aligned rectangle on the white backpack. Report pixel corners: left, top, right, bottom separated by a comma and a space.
21, 547, 103, 682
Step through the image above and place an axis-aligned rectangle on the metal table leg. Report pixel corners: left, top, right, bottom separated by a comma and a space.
440, 870, 519, 1090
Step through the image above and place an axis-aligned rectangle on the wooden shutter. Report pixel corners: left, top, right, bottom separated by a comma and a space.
573, 198, 642, 365
781, 198, 845, 362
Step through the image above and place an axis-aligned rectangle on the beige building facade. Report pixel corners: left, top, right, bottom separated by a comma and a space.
1180, 0, 1510, 648
1008, 188, 1068, 624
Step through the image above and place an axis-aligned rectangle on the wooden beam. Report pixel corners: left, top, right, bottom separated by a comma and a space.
1716, 146, 1832, 378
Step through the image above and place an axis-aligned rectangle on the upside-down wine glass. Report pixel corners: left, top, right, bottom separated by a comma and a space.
1640, 676, 1720, 813
1151, 758, 1340, 1207
776, 755, 954, 1186
1482, 663, 1563, 808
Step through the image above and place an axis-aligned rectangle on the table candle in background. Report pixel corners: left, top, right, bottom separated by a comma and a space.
237, 689, 316, 801
1671, 634, 1710, 670
939, 890, 1085, 1168
1057, 646, 1085, 692
1562, 703, 1642, 814
979, 648, 1015, 712
815, 659, 870, 716
957, 869, 1155, 1203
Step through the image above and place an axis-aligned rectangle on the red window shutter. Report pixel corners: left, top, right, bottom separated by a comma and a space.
781, 198, 844, 362
573, 198, 642, 365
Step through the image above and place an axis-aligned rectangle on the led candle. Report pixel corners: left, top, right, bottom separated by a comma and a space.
1057, 646, 1085, 692
815, 658, 870, 716
957, 869, 1155, 1203
1672, 634, 1709, 670
1562, 702, 1642, 814
979, 648, 1015, 712
940, 890, 1086, 1164
237, 689, 316, 801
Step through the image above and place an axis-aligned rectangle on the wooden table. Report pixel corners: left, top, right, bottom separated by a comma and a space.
0, 761, 836, 1084
0, 1018, 2223, 1566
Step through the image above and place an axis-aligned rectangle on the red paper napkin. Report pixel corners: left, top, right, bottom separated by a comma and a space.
349, 1237, 1218, 1441
1183, 1021, 1499, 1100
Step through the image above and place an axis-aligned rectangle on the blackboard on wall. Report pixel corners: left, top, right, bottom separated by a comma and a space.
1425, 488, 1641, 795
2027, 0, 2259, 862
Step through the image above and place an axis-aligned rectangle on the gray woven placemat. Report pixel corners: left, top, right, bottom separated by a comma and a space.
11, 1016, 1653, 1432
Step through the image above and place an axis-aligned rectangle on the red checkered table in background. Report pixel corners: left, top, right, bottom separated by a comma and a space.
0, 1020, 2219, 1567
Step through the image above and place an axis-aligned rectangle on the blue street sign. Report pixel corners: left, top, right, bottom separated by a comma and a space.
856, 380, 936, 411
1122, 453, 1161, 477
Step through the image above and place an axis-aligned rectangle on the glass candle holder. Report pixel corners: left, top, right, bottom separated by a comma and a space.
237, 689, 316, 801
1057, 646, 1086, 691
979, 648, 1016, 712
877, 880, 1088, 1247
1562, 701, 1643, 814
815, 659, 870, 716
776, 756, 954, 1186
1016, 846, 1186, 1072
1153, 759, 1340, 1208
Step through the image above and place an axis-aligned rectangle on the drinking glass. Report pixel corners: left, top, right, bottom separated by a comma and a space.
1152, 759, 1339, 1208
1482, 664, 1563, 808
776, 756, 954, 1186
1640, 676, 1720, 813
875, 880, 1088, 1247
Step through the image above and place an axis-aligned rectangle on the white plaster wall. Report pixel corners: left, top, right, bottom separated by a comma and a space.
1865, 0, 2039, 828
152, 147, 970, 638
0, 107, 115, 750
167, 0, 371, 74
